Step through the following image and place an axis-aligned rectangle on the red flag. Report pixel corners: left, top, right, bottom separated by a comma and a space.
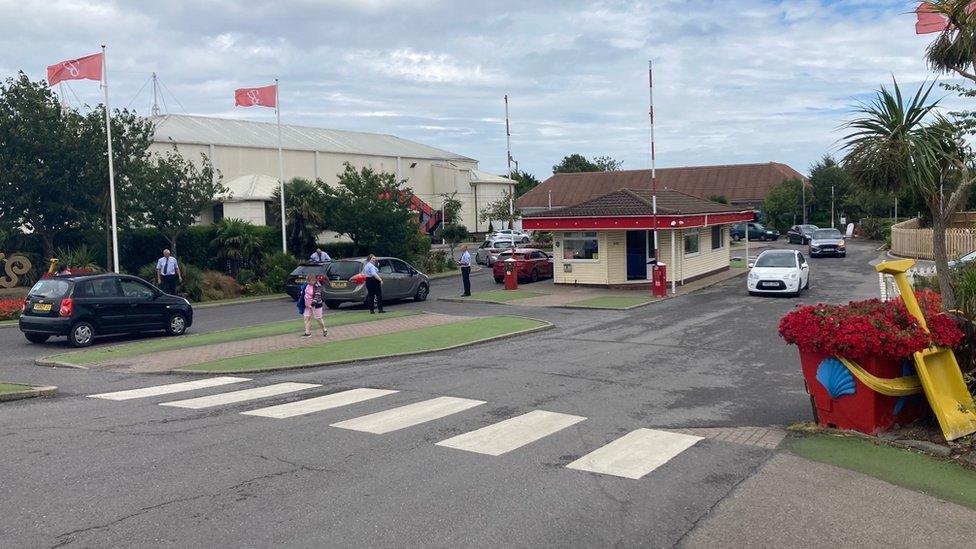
235, 84, 277, 108
47, 52, 103, 86
916, 2, 976, 34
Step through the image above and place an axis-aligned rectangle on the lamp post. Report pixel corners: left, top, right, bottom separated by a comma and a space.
831, 185, 835, 229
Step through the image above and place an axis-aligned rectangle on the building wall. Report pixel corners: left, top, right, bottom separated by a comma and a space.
551, 231, 609, 285
222, 201, 267, 226
674, 226, 730, 282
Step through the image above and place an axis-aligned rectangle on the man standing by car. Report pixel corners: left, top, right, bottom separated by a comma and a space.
459, 244, 472, 296
156, 249, 182, 295
363, 254, 384, 314
310, 247, 331, 262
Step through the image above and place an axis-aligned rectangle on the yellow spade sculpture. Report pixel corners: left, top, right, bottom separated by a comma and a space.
876, 259, 976, 441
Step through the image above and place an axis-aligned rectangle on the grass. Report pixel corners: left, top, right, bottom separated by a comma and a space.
0, 383, 32, 394
566, 296, 653, 309
179, 316, 547, 373
790, 434, 976, 510
458, 289, 544, 303
49, 310, 417, 366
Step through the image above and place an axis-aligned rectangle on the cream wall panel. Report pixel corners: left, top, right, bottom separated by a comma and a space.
605, 231, 628, 284
677, 226, 731, 282
223, 201, 266, 226
552, 232, 609, 285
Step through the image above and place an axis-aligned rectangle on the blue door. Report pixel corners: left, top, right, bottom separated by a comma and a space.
626, 231, 647, 280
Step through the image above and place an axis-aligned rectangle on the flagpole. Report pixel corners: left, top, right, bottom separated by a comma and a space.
649, 60, 660, 288
101, 45, 120, 273
275, 78, 287, 254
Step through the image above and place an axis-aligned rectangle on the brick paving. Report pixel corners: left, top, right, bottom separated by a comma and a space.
667, 426, 788, 450
91, 312, 469, 373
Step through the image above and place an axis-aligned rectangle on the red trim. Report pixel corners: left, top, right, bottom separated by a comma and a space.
522, 212, 753, 230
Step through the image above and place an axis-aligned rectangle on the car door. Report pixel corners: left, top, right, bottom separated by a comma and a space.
788, 226, 798, 242
539, 251, 554, 277
391, 259, 418, 297
119, 277, 167, 329
797, 253, 809, 287
377, 259, 404, 298
88, 277, 129, 333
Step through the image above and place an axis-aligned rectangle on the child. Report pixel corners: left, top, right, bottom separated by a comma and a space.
297, 275, 328, 337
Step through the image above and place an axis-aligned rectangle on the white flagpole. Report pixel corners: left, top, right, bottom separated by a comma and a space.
276, 79, 287, 254
649, 61, 661, 287
101, 44, 120, 273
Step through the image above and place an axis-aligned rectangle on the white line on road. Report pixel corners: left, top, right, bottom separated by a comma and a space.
87, 377, 251, 401
436, 410, 586, 456
241, 388, 399, 419
331, 396, 485, 434
566, 428, 702, 480
159, 383, 320, 409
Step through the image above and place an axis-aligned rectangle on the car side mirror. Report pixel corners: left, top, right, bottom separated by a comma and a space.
747, 262, 755, 269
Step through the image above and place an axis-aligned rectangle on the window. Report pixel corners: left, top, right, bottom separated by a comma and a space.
711, 226, 724, 250
378, 259, 394, 274
213, 203, 224, 223
327, 261, 362, 280
684, 231, 700, 256
28, 279, 71, 299
392, 260, 413, 274
562, 231, 599, 261
119, 278, 156, 298
90, 278, 121, 297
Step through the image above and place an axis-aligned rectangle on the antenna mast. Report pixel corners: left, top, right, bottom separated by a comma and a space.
505, 94, 514, 229
151, 72, 161, 116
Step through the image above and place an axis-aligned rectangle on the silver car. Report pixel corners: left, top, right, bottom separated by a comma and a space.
949, 250, 976, 270
475, 239, 516, 266
321, 257, 429, 309
808, 228, 846, 257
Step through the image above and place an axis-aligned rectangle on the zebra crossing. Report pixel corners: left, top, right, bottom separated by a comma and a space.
87, 378, 708, 481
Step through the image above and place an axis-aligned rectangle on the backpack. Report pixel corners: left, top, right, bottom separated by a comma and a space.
296, 282, 308, 315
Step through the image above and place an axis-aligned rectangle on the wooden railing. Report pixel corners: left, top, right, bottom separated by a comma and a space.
891, 216, 976, 260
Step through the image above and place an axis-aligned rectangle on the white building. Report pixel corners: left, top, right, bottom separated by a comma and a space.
149, 114, 514, 234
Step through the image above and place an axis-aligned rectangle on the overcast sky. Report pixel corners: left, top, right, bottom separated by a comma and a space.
0, 0, 959, 179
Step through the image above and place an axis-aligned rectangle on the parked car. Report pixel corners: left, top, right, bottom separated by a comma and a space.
285, 262, 332, 300
808, 228, 846, 257
731, 222, 780, 241
321, 257, 429, 309
19, 273, 193, 347
787, 224, 819, 245
747, 249, 810, 297
475, 239, 516, 266
492, 248, 554, 283
485, 229, 531, 243
949, 250, 976, 270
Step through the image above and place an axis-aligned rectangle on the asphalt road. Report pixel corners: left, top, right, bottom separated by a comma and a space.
0, 241, 884, 547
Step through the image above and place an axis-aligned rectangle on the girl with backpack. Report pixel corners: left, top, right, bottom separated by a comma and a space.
296, 275, 328, 337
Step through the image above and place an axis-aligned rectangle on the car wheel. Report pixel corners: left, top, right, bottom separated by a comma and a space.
494, 277, 504, 284
166, 313, 187, 336
414, 283, 429, 302
24, 333, 50, 344
69, 321, 94, 348
803, 277, 810, 290
732, 234, 741, 242
759, 235, 767, 242
325, 301, 342, 310
530, 269, 539, 283
521, 237, 529, 243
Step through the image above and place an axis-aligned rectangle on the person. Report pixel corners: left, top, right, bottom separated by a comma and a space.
363, 254, 384, 314
310, 248, 331, 263
56, 264, 72, 276
297, 274, 328, 337
155, 249, 182, 294
458, 244, 472, 296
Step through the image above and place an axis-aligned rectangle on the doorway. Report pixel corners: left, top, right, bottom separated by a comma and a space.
626, 231, 656, 280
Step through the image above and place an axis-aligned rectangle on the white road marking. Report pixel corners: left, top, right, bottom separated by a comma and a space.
436, 410, 586, 456
159, 383, 320, 409
331, 396, 485, 434
241, 388, 398, 419
87, 377, 251, 401
566, 428, 703, 480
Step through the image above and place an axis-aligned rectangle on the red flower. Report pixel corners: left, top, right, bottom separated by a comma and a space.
0, 298, 23, 321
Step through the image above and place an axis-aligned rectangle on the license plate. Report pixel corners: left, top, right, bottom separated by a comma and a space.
33, 303, 52, 312
330, 281, 347, 289
760, 282, 779, 288
295, 276, 305, 283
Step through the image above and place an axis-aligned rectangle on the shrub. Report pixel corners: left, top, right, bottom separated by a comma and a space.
857, 217, 894, 241
202, 270, 242, 301
237, 268, 257, 286
0, 298, 22, 321
421, 250, 449, 273
318, 242, 360, 259
243, 281, 273, 296
54, 245, 102, 271
263, 265, 291, 293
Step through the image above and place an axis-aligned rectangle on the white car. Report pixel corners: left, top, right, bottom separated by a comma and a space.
475, 239, 516, 265
747, 249, 810, 297
949, 250, 975, 270
485, 229, 531, 243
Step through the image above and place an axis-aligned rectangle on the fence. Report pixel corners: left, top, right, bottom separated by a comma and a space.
891, 216, 976, 260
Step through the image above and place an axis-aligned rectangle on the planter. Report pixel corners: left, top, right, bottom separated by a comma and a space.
799, 350, 929, 435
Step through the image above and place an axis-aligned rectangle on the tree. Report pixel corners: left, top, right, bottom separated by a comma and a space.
439, 191, 463, 223
211, 218, 263, 277
509, 170, 541, 197
763, 179, 807, 230
552, 153, 622, 174
270, 178, 329, 256
479, 190, 519, 225
593, 155, 623, 171
842, 80, 975, 309
441, 224, 470, 257
707, 195, 729, 204
128, 146, 223, 256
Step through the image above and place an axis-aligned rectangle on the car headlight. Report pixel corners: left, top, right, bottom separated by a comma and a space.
786, 272, 798, 280
183, 298, 191, 306
838, 240, 845, 247
748, 271, 759, 280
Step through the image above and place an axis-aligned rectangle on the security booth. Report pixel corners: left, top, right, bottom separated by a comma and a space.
521, 188, 753, 289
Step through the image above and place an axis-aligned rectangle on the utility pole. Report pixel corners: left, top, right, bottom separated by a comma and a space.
150, 72, 161, 116
831, 185, 835, 229
802, 181, 807, 224
505, 94, 514, 234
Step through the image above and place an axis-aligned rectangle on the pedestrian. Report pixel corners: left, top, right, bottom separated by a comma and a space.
297, 274, 328, 337
56, 264, 72, 276
310, 247, 331, 263
458, 244, 472, 296
363, 254, 384, 314
155, 249, 182, 295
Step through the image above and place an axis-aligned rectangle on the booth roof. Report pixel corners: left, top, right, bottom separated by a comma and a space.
523, 188, 743, 219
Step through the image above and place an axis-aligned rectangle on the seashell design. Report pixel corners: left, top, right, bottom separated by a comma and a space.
816, 358, 856, 400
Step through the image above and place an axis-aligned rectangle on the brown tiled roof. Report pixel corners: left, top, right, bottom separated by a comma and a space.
515, 162, 806, 210
523, 188, 741, 218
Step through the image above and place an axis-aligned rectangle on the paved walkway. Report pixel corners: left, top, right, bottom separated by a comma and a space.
91, 312, 469, 373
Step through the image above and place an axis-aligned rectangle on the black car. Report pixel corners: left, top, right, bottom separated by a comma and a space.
285, 262, 332, 300
787, 224, 819, 244
19, 274, 193, 347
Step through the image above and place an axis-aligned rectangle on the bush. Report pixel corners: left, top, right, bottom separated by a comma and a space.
202, 270, 242, 301
421, 250, 449, 273
243, 281, 273, 296
237, 268, 257, 286
0, 298, 22, 321
318, 242, 360, 259
857, 217, 893, 241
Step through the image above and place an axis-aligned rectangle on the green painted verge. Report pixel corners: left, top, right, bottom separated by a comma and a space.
790, 434, 976, 510
0, 383, 31, 394
45, 310, 416, 366
0, 383, 58, 401
178, 316, 549, 373
565, 296, 653, 309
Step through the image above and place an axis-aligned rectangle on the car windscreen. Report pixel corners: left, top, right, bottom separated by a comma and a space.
813, 229, 842, 239
28, 279, 71, 299
326, 261, 363, 280
291, 265, 329, 277
755, 253, 796, 268
752, 223, 766, 231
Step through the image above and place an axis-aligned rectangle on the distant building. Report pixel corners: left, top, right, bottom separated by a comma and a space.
149, 114, 514, 235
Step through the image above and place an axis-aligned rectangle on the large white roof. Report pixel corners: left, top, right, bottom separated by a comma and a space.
150, 114, 476, 162
223, 174, 279, 201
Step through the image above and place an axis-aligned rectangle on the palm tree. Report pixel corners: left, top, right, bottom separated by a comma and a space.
211, 218, 262, 277
922, 1, 976, 82
842, 80, 975, 309
270, 178, 327, 257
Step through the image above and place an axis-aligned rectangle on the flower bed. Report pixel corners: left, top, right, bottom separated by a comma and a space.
0, 298, 23, 321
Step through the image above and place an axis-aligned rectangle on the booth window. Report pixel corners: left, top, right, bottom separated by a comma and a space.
711, 226, 724, 250
684, 231, 700, 257
563, 231, 599, 261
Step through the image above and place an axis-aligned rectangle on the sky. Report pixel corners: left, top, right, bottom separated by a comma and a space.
0, 0, 962, 179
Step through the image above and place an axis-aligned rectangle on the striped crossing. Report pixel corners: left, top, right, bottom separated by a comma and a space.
566, 428, 702, 479
437, 410, 585, 456
242, 388, 398, 419
87, 376, 251, 401
331, 396, 485, 434
159, 382, 320, 409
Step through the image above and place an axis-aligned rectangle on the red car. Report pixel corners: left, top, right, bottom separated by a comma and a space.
492, 248, 554, 283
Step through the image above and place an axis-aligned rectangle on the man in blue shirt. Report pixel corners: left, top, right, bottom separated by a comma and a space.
363, 254, 384, 314
155, 249, 182, 295
458, 244, 472, 296
310, 248, 331, 263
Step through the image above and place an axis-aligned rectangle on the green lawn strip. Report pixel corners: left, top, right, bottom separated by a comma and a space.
49, 310, 417, 365
460, 290, 544, 303
426, 269, 461, 280
0, 383, 33, 394
790, 434, 976, 510
192, 294, 289, 309
180, 316, 547, 373
566, 296, 653, 309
